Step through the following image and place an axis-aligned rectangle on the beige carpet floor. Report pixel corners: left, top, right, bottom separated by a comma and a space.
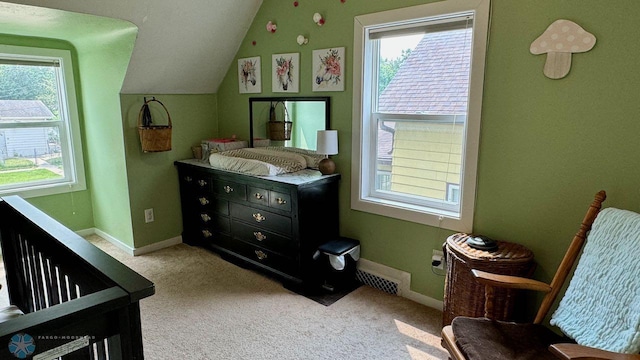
4, 235, 450, 359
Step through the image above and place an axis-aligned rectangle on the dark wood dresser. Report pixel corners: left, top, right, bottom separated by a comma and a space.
175, 159, 340, 288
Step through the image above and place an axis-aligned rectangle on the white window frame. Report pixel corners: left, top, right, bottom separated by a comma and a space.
0, 45, 86, 198
351, 0, 490, 232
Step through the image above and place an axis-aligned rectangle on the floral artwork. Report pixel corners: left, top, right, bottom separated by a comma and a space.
272, 53, 299, 93
238, 56, 261, 94
312, 47, 345, 92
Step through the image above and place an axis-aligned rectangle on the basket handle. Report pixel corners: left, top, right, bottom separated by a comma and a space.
269, 101, 290, 122
138, 97, 172, 127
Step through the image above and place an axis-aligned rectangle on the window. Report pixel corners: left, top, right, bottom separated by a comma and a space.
0, 45, 85, 198
351, 0, 489, 232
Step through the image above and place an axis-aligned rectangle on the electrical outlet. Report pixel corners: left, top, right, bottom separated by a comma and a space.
432, 249, 444, 270
144, 208, 154, 223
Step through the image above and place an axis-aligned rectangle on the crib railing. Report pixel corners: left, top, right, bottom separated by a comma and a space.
0, 195, 154, 359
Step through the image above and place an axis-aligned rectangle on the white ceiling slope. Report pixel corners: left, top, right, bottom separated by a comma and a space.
3, 0, 263, 94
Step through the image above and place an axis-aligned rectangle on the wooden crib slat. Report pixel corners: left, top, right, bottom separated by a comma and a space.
45, 258, 61, 306
30, 244, 48, 310
92, 339, 107, 360
16, 234, 33, 311
54, 266, 68, 304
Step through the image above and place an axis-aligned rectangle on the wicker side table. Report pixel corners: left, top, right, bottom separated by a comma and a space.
442, 233, 535, 327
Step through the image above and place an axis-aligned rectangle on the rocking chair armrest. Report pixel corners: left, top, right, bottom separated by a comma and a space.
550, 343, 640, 360
471, 269, 552, 292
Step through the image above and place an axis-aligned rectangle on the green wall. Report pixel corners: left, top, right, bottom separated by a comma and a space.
216, 0, 640, 301
0, 4, 138, 245
0, 34, 94, 231
78, 24, 138, 247
121, 94, 217, 248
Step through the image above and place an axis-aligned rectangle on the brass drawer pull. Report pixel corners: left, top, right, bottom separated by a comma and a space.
276, 198, 287, 205
254, 192, 265, 200
255, 250, 267, 260
252, 213, 266, 222
198, 197, 210, 206
200, 213, 212, 222
184, 176, 193, 182
202, 230, 213, 238
253, 231, 267, 241
198, 179, 208, 187
224, 185, 234, 193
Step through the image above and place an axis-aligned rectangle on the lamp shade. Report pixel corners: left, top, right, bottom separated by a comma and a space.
316, 130, 338, 155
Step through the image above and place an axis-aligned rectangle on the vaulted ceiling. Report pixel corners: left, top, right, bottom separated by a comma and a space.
1, 0, 263, 94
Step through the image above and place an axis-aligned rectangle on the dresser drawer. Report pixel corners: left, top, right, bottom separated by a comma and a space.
221, 237, 297, 275
248, 187, 292, 213
269, 191, 291, 212
247, 186, 269, 207
212, 179, 246, 201
180, 172, 212, 192
231, 220, 295, 255
230, 203, 292, 235
197, 212, 230, 233
190, 195, 229, 215
189, 226, 229, 245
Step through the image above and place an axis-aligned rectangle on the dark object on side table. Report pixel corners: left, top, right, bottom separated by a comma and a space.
465, 234, 498, 251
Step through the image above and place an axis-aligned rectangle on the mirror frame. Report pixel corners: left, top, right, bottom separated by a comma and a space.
249, 96, 330, 148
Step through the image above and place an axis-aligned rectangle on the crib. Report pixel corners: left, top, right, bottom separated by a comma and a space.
0, 195, 154, 359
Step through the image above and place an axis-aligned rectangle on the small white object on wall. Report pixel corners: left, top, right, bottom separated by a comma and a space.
297, 35, 308, 46
530, 19, 596, 79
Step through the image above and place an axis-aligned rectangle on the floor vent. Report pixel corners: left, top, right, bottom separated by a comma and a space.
356, 269, 399, 295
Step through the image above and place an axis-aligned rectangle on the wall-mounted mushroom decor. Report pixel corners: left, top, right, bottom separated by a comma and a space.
530, 19, 596, 79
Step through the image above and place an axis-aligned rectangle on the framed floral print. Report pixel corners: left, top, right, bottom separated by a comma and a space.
238, 56, 261, 94
312, 47, 345, 92
272, 53, 299, 93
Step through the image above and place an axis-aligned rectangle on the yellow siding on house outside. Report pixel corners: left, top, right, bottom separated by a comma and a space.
389, 122, 464, 201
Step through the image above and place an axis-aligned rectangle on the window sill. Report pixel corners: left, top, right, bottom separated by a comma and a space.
351, 195, 472, 233
0, 181, 86, 199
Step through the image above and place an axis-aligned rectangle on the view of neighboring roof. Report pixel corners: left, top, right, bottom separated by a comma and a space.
377, 29, 471, 160
0, 100, 54, 120
378, 28, 471, 115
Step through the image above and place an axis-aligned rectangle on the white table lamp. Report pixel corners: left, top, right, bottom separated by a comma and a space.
316, 130, 338, 175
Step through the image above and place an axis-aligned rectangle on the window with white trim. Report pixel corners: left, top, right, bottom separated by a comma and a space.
351, 0, 489, 232
0, 45, 85, 198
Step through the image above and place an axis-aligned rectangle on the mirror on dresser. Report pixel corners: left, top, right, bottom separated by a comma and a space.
249, 97, 330, 150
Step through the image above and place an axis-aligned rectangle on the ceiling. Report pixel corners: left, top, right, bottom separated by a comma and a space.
1, 0, 263, 94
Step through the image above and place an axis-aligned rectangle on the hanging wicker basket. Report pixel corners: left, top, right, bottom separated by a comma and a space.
268, 101, 292, 141
138, 97, 172, 152
268, 120, 292, 141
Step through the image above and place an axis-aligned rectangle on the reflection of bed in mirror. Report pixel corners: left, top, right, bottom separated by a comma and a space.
249, 97, 330, 150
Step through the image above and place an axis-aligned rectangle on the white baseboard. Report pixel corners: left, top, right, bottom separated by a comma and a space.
357, 258, 443, 311
75, 228, 182, 256
132, 236, 182, 256
74, 228, 96, 237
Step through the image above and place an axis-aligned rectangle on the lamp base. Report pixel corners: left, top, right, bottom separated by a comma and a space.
318, 158, 336, 175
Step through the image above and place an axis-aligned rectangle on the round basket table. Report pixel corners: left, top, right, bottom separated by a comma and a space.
442, 233, 535, 327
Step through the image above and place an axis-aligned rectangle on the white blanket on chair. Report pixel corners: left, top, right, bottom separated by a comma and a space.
550, 207, 640, 353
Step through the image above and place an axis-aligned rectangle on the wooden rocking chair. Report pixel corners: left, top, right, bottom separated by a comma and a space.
441, 191, 640, 360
